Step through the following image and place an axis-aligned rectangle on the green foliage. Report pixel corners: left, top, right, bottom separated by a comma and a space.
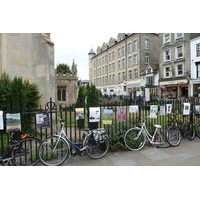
76, 86, 86, 128
86, 84, 100, 129
56, 63, 71, 74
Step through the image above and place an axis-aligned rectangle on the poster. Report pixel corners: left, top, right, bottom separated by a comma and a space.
75, 108, 84, 120
36, 112, 50, 129
89, 107, 100, 122
160, 105, 166, 116
129, 105, 139, 113
102, 109, 113, 125
117, 107, 126, 122
166, 104, 172, 114
150, 105, 158, 118
0, 111, 3, 130
6, 113, 21, 131
195, 105, 200, 116
183, 103, 190, 115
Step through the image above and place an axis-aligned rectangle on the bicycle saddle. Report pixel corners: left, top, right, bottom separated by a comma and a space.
7, 128, 20, 133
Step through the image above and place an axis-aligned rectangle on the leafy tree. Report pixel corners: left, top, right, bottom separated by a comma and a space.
86, 84, 100, 129
56, 63, 71, 74
76, 86, 86, 128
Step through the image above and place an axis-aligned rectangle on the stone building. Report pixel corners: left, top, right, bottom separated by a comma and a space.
0, 33, 55, 106
56, 60, 78, 107
88, 33, 159, 97
159, 33, 191, 98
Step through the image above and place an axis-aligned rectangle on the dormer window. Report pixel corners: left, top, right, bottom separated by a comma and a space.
146, 66, 152, 74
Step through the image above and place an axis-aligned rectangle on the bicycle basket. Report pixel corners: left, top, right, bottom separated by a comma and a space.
92, 128, 107, 143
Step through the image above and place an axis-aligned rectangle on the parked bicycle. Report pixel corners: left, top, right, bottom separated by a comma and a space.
124, 116, 172, 151
166, 115, 195, 146
0, 128, 41, 166
38, 119, 109, 166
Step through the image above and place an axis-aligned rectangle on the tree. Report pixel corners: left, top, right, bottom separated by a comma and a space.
86, 84, 100, 129
56, 63, 72, 74
76, 86, 86, 128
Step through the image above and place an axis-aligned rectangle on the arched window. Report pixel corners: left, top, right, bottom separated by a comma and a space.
57, 89, 61, 101
62, 89, 66, 101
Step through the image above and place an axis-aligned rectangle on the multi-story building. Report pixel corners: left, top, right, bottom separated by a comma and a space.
159, 33, 191, 99
190, 34, 200, 97
88, 33, 159, 98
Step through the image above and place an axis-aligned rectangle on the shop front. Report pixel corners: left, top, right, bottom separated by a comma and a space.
126, 81, 143, 97
160, 79, 188, 99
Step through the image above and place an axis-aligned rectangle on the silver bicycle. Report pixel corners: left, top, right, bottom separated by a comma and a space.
124, 117, 170, 151
38, 119, 109, 166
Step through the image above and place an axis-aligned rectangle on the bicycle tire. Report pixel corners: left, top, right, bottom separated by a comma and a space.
186, 123, 195, 141
166, 125, 181, 147
38, 136, 69, 166
83, 133, 109, 159
124, 128, 146, 151
195, 123, 200, 139
11, 137, 41, 166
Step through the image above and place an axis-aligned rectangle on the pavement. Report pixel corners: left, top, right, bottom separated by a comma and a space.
38, 137, 200, 166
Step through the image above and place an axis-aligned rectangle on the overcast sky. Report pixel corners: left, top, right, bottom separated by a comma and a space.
51, 32, 119, 80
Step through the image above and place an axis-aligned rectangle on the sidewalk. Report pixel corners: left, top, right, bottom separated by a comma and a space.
56, 137, 200, 166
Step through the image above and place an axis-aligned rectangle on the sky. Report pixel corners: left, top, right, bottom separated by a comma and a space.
51, 32, 118, 80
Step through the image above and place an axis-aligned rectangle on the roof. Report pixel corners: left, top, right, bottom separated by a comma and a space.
88, 48, 96, 55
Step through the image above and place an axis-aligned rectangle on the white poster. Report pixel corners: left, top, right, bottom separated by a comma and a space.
150, 105, 158, 118
89, 107, 100, 122
183, 103, 190, 115
160, 105, 166, 116
166, 104, 172, 114
129, 105, 139, 113
0, 111, 4, 130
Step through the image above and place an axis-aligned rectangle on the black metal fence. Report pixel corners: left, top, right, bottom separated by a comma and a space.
1, 96, 200, 159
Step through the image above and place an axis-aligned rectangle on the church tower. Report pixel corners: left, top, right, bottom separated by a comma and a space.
88, 48, 96, 84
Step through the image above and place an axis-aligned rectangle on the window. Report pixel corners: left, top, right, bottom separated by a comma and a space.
176, 64, 184, 76
118, 48, 121, 57
57, 87, 66, 101
134, 69, 138, 79
165, 66, 171, 78
102, 56, 104, 64
122, 72, 126, 81
122, 46, 125, 55
122, 59, 125, 67
118, 73, 121, 82
109, 53, 112, 62
197, 43, 200, 57
133, 54, 138, 64
109, 75, 112, 83
129, 70, 132, 80
113, 74, 115, 83
128, 56, 132, 66
118, 60, 121, 69
145, 39, 149, 49
176, 45, 183, 59
146, 66, 152, 74
133, 40, 137, 51
145, 53, 149, 64
164, 49, 171, 61
102, 77, 104, 84
146, 76, 154, 85
112, 63, 115, 71
109, 64, 112, 72
102, 67, 104, 74
128, 42, 132, 53
176, 33, 183, 39
163, 33, 170, 44
105, 55, 107, 62
112, 51, 115, 60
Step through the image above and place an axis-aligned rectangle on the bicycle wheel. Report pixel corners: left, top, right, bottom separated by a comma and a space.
83, 133, 109, 159
166, 125, 181, 147
11, 137, 41, 166
124, 128, 146, 151
38, 136, 69, 166
186, 123, 195, 141
195, 123, 200, 138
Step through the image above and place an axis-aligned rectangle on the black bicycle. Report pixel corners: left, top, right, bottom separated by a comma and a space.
0, 129, 41, 166
166, 115, 195, 146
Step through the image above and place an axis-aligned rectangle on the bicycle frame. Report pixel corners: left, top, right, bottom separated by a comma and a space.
137, 119, 163, 145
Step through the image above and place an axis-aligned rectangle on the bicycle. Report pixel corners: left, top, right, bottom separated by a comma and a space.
0, 128, 41, 166
166, 115, 195, 145
124, 117, 171, 151
38, 119, 109, 166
